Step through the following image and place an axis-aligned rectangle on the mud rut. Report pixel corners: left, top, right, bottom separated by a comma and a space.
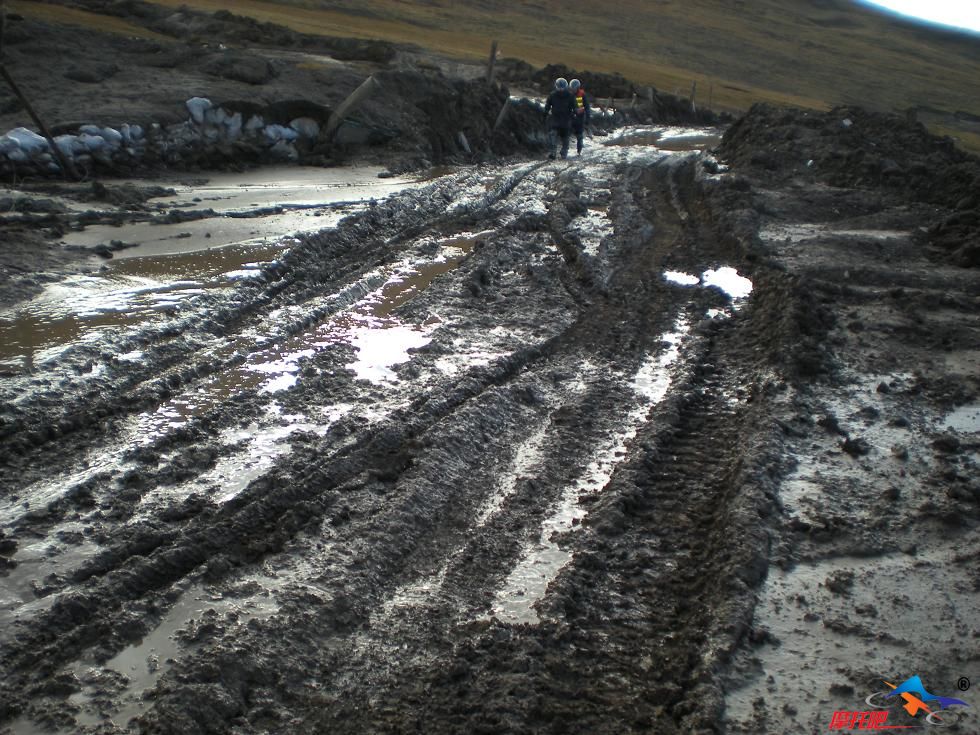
0, 145, 794, 733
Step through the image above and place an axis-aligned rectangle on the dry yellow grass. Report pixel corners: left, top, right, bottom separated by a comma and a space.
142, 0, 836, 114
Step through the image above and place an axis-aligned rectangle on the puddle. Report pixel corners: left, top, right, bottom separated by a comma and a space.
0, 166, 430, 367
131, 403, 341, 510
0, 533, 99, 628
759, 223, 911, 244
604, 126, 722, 151
66, 583, 279, 731
64, 165, 419, 260
941, 402, 979, 433
655, 129, 723, 151
663, 266, 753, 307
0, 241, 287, 365
381, 564, 451, 619
663, 270, 700, 286
703, 266, 753, 300
779, 373, 937, 527
0, 431, 136, 528
476, 422, 554, 527
491, 319, 691, 624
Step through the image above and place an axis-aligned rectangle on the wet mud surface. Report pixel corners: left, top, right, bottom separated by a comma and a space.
1, 108, 978, 735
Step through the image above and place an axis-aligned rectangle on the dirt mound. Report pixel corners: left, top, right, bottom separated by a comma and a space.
719, 103, 980, 266
201, 50, 278, 85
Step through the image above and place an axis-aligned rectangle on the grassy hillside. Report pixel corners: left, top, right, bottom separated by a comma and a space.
14, 0, 980, 149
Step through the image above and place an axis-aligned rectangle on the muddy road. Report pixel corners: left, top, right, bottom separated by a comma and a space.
1, 119, 978, 735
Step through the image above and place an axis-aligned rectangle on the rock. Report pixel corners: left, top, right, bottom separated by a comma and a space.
890, 445, 909, 461
78, 133, 107, 152
101, 127, 123, 147
53, 134, 76, 157
244, 115, 265, 135
824, 569, 855, 595
63, 64, 119, 84
204, 107, 228, 126
263, 124, 298, 143
842, 436, 871, 456
290, 117, 320, 140
268, 140, 298, 161
817, 414, 846, 436
186, 97, 213, 125
5, 127, 48, 153
202, 51, 276, 85
224, 112, 243, 140
932, 434, 961, 454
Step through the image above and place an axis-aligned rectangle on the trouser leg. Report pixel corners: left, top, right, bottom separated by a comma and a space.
560, 129, 570, 158
548, 128, 558, 157
575, 127, 584, 153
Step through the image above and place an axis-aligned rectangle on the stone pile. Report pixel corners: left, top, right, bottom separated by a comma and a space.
0, 96, 325, 177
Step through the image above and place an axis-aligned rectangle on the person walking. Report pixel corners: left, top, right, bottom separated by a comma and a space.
543, 77, 576, 160
569, 79, 591, 155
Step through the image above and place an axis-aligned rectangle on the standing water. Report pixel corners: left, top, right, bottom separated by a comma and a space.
0, 166, 422, 369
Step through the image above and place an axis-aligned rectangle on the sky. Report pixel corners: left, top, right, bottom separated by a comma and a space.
859, 1, 980, 33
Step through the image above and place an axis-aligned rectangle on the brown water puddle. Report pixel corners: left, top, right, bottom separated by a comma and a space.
603, 128, 722, 151
0, 165, 437, 369
0, 241, 286, 366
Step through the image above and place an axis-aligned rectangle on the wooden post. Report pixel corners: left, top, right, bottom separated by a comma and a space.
647, 87, 655, 104
630, 93, 637, 109
493, 98, 510, 131
0, 65, 81, 180
0, 1, 81, 180
324, 75, 381, 140
486, 40, 498, 84
690, 81, 697, 113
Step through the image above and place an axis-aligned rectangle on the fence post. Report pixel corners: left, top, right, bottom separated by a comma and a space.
486, 40, 498, 84
324, 75, 381, 140
493, 98, 510, 131
0, 1, 81, 181
690, 81, 697, 113
0, 65, 81, 180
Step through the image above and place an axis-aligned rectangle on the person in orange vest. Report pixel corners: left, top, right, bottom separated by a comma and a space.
569, 79, 591, 155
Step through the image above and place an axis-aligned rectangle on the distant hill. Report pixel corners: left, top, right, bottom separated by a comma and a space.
29, 0, 980, 148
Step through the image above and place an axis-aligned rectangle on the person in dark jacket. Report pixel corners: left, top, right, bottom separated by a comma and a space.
544, 77, 576, 160
569, 78, 591, 155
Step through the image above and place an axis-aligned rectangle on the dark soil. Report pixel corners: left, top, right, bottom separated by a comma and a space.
0, 5, 978, 735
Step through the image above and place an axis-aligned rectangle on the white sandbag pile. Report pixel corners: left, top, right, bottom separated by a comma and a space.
0, 96, 325, 176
